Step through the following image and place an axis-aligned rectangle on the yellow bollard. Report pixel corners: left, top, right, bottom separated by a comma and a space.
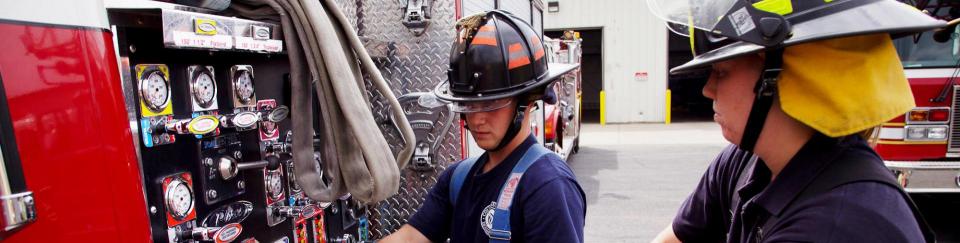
665, 89, 672, 125
600, 90, 606, 126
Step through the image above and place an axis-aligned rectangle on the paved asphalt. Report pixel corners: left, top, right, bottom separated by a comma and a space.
569, 122, 960, 243
567, 122, 727, 242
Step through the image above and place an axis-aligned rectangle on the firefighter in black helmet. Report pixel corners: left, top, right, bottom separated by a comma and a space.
381, 10, 586, 243
646, 0, 945, 242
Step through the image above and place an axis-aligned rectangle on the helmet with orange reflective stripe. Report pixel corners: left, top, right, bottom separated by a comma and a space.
434, 10, 578, 151
434, 10, 578, 103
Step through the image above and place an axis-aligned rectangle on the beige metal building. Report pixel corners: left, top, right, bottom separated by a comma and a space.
543, 0, 669, 123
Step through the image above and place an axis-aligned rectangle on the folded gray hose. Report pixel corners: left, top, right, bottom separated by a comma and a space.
230, 0, 415, 204
230, 0, 345, 202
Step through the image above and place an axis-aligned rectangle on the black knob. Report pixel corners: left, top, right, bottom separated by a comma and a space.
264, 155, 281, 170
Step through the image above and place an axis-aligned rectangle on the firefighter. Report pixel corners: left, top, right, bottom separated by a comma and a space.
646, 1, 944, 242
380, 10, 586, 243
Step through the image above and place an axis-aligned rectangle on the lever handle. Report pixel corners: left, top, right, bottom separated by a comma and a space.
217, 155, 281, 180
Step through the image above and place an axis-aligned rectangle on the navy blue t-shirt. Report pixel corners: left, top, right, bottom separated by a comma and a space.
673, 135, 926, 242
408, 135, 586, 243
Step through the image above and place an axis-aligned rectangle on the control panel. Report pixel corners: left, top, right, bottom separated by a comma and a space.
111, 7, 366, 243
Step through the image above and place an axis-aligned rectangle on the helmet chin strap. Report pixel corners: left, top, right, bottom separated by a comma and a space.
490, 103, 528, 152
739, 49, 784, 153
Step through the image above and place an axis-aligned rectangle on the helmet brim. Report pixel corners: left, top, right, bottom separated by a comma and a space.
671, 0, 946, 74
435, 62, 580, 102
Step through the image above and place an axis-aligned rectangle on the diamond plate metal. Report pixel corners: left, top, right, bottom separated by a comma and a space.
330, 0, 461, 239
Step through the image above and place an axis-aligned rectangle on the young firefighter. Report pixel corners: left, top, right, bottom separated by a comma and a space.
380, 10, 586, 243
645, 0, 944, 242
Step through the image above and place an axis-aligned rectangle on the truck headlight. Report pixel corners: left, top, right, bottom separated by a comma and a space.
904, 125, 949, 141
928, 127, 947, 139
906, 127, 928, 140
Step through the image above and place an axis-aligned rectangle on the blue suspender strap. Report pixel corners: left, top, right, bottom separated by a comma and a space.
450, 157, 480, 206
488, 145, 553, 243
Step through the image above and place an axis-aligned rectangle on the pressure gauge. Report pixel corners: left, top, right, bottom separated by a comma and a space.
288, 170, 301, 193
283, 155, 323, 194
139, 70, 171, 112
313, 152, 324, 181
234, 70, 255, 104
265, 170, 284, 201
191, 70, 217, 108
164, 178, 194, 220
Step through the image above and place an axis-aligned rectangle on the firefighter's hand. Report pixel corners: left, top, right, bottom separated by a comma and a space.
379, 224, 431, 243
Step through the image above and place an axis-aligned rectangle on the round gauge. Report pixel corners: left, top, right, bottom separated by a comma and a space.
313, 152, 324, 181
138, 71, 170, 112
285, 159, 302, 193
191, 71, 217, 108
262, 121, 277, 137
265, 171, 284, 200
234, 70, 255, 104
288, 168, 301, 193
164, 178, 194, 220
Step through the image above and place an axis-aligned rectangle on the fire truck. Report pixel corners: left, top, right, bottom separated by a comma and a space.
877, 1, 960, 193
543, 36, 583, 158
0, 0, 558, 242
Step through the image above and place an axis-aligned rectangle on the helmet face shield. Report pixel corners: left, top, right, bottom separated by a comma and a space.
646, 0, 737, 35
451, 98, 514, 113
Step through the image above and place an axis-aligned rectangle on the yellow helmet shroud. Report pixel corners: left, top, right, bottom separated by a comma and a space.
778, 34, 914, 137
659, 0, 944, 152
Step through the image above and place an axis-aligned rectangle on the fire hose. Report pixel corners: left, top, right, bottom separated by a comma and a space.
229, 0, 415, 204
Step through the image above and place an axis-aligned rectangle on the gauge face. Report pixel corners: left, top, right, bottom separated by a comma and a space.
139, 71, 170, 112
234, 70, 255, 104
313, 152, 324, 180
265, 171, 284, 200
262, 121, 277, 136
192, 71, 217, 108
288, 173, 301, 192
165, 179, 194, 220
287, 164, 301, 192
